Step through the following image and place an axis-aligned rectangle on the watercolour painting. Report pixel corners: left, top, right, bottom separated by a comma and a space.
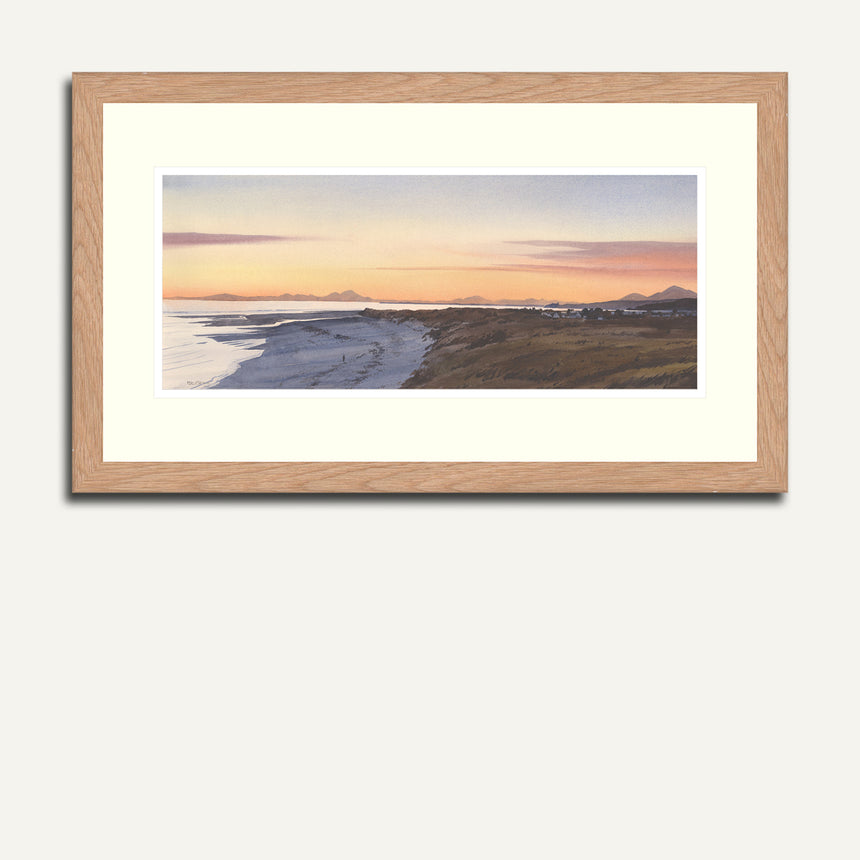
160, 170, 701, 394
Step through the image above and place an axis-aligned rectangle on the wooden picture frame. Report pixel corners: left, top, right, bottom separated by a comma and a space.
72, 72, 787, 493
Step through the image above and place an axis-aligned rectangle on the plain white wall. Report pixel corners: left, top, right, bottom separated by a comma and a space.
2, 2, 858, 858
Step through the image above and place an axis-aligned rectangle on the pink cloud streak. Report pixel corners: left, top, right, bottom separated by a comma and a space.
163, 232, 316, 246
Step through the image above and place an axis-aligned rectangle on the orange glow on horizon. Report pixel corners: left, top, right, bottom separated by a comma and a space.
162, 251, 697, 303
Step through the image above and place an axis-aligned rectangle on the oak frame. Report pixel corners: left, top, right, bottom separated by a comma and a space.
72, 73, 787, 493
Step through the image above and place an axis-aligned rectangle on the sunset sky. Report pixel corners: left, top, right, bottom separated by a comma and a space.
162, 174, 697, 302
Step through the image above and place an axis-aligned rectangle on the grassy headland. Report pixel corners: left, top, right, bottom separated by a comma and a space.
361, 307, 697, 389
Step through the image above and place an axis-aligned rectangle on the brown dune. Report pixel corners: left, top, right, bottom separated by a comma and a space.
361, 307, 697, 389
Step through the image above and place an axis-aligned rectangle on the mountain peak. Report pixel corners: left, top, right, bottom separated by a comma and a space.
318, 290, 373, 301
647, 285, 697, 301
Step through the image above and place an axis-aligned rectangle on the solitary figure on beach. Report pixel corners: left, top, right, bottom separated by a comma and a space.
342, 354, 345, 363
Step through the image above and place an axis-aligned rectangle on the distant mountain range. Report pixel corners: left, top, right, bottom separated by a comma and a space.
379, 296, 549, 307
387, 286, 697, 308
439, 286, 697, 309
167, 286, 696, 308
559, 286, 698, 311
620, 286, 695, 302
168, 290, 373, 302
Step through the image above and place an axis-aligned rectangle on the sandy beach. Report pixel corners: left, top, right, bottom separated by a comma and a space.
210, 311, 431, 389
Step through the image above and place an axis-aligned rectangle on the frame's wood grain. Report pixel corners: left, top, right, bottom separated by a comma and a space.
72, 72, 787, 493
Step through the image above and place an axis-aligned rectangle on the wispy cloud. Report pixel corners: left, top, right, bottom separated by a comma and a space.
163, 232, 319, 246
375, 264, 694, 277
374, 240, 696, 278
504, 240, 696, 264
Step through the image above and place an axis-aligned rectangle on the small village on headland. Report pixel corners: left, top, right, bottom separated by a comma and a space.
540, 298, 696, 321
